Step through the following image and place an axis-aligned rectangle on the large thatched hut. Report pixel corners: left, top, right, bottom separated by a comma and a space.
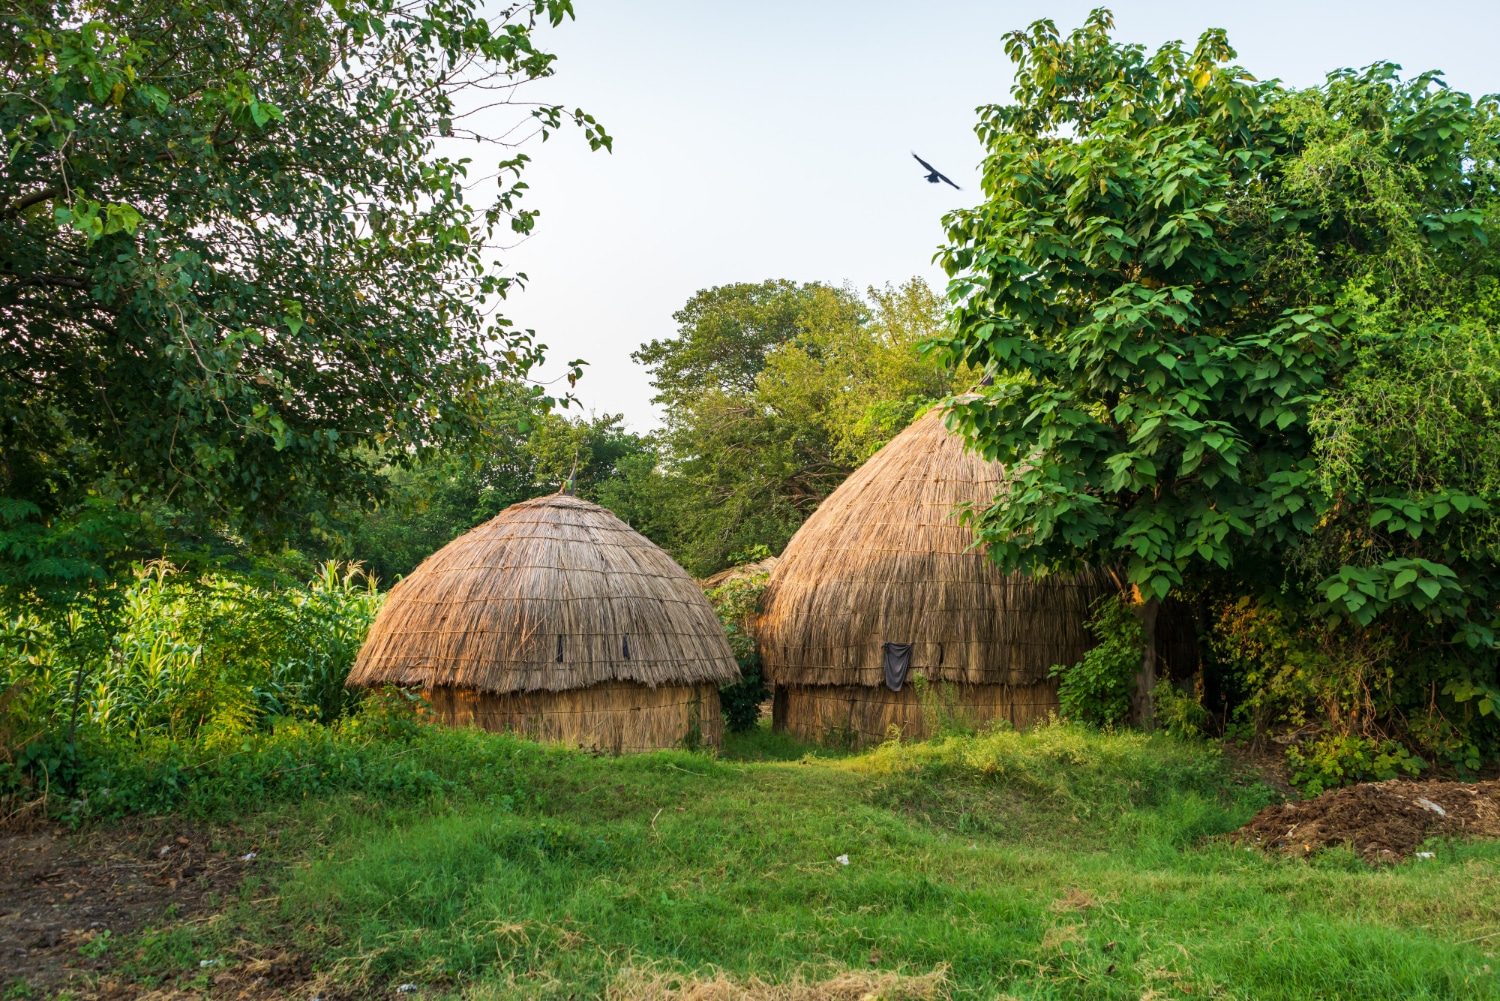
757, 406, 1113, 746
348, 493, 741, 752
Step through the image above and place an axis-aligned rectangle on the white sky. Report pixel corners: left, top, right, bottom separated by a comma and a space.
485, 1, 1500, 430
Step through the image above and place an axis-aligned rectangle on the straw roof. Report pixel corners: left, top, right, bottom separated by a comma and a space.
349, 493, 741, 694
758, 406, 1111, 688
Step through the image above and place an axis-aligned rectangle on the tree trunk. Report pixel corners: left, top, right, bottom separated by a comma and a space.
1131, 590, 1160, 729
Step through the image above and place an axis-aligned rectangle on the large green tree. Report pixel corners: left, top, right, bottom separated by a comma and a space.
937, 10, 1500, 723
626, 278, 962, 575
0, 0, 605, 585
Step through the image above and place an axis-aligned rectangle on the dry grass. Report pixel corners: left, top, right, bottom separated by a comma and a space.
349, 493, 741, 695
758, 407, 1111, 692
608, 966, 949, 1001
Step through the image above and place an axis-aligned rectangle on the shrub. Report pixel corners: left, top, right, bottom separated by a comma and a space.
1, 559, 381, 748
1152, 679, 1210, 739
1286, 734, 1425, 797
1, 559, 390, 818
1048, 595, 1143, 726
705, 561, 770, 732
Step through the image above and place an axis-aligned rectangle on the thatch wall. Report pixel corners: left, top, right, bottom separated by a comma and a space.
425, 681, 723, 753
771, 681, 1058, 748
758, 407, 1112, 692
349, 493, 741, 695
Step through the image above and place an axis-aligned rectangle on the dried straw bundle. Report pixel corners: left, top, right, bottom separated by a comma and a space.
758, 406, 1110, 692
348, 493, 739, 749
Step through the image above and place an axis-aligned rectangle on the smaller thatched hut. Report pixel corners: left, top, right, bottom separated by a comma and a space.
348, 493, 741, 751
757, 406, 1114, 746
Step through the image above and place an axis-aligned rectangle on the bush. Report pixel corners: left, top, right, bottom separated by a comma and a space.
1048, 595, 1142, 726
1212, 596, 1497, 776
1, 559, 381, 748
0, 559, 392, 818
704, 561, 770, 732
1152, 679, 1210, 739
1286, 734, 1425, 797
2, 696, 535, 825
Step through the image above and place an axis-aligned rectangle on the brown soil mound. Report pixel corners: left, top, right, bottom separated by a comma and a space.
1233, 779, 1500, 862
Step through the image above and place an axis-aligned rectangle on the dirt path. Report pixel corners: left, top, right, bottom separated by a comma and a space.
0, 820, 255, 997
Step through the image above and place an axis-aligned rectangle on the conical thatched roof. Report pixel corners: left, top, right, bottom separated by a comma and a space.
758, 407, 1111, 688
349, 493, 741, 694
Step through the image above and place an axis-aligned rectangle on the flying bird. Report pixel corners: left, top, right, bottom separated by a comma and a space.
912, 153, 961, 190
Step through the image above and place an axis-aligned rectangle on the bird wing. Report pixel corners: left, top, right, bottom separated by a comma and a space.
913, 152, 961, 190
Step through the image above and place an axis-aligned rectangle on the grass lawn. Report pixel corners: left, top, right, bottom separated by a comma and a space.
112, 720, 1500, 1000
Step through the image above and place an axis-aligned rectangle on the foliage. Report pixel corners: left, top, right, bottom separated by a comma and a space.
0, 0, 604, 585
628, 277, 964, 575
1151, 678, 1210, 739
0, 559, 381, 771
704, 563, 771, 732
1301, 325, 1500, 732
1213, 595, 1497, 777
1048, 595, 1143, 725
341, 401, 650, 583
937, 8, 1500, 757
938, 10, 1343, 602
1286, 734, 1425, 797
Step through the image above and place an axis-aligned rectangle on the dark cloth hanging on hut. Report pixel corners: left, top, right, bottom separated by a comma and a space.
882, 642, 913, 691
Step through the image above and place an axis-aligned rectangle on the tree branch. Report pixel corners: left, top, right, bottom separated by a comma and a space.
4, 186, 61, 217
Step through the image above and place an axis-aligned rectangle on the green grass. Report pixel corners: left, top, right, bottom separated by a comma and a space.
114, 720, 1500, 1000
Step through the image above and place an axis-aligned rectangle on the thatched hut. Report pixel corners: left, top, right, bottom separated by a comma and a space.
348, 493, 741, 752
757, 407, 1113, 746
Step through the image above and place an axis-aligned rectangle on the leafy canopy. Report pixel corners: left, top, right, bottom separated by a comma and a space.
624, 278, 961, 575
937, 9, 1499, 616
0, 0, 606, 577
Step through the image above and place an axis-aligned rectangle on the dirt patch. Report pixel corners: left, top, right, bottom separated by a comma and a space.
1218, 740, 1297, 799
0, 819, 260, 997
1232, 778, 1500, 862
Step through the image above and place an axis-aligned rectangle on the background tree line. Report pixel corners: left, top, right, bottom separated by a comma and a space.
341, 276, 961, 582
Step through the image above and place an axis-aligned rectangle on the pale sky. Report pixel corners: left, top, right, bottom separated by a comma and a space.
482, 1, 1500, 430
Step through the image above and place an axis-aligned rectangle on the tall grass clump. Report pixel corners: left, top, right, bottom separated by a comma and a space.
1, 559, 387, 820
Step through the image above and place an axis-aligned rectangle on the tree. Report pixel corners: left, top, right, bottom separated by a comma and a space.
629, 278, 962, 575
342, 398, 650, 584
936, 10, 1500, 724
0, 0, 606, 587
